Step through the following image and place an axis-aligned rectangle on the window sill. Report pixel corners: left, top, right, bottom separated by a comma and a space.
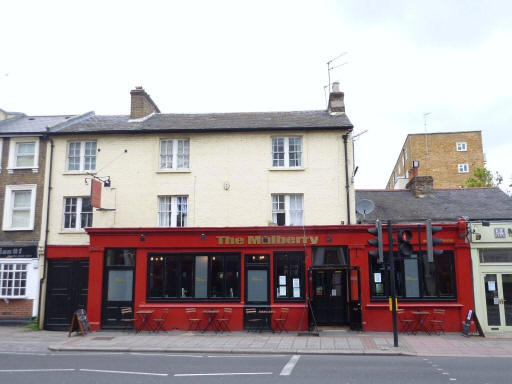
156, 169, 191, 174
268, 167, 305, 172
2, 227, 34, 232
62, 171, 96, 175
59, 230, 87, 234
7, 167, 38, 174
0, 296, 28, 300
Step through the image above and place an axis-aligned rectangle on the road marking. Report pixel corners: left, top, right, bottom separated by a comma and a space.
0, 369, 75, 373
443, 373, 449, 375
129, 352, 203, 358
80, 369, 168, 376
207, 354, 286, 358
280, 355, 301, 376
174, 372, 273, 376
449, 379, 457, 381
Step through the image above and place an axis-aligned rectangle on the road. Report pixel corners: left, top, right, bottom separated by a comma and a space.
0, 352, 511, 384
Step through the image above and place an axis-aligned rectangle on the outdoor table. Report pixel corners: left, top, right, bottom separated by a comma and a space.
411, 311, 431, 334
135, 310, 155, 333
257, 309, 275, 332
202, 309, 219, 332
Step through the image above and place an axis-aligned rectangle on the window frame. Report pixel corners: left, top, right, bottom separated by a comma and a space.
62, 196, 93, 231
0, 138, 3, 172
159, 139, 190, 171
0, 262, 29, 298
146, 252, 241, 302
66, 140, 97, 172
273, 251, 306, 302
157, 195, 188, 227
271, 136, 303, 169
456, 142, 467, 151
2, 184, 37, 231
271, 194, 303, 226
369, 251, 457, 301
458, 163, 469, 173
7, 137, 39, 171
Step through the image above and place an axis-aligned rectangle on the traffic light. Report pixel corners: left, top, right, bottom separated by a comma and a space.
368, 219, 384, 263
426, 219, 443, 262
397, 228, 413, 257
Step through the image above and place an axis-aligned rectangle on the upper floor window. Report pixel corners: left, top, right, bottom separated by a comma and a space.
8, 137, 39, 170
458, 163, 469, 173
0, 263, 27, 298
272, 194, 303, 226
2, 184, 37, 231
63, 197, 93, 230
272, 137, 302, 168
160, 139, 189, 170
456, 142, 467, 151
67, 141, 97, 171
158, 196, 187, 227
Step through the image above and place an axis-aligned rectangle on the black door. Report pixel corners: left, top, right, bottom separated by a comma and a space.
101, 249, 136, 329
311, 269, 347, 325
44, 260, 89, 330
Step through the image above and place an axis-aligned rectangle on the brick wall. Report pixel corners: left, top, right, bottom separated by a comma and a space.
0, 299, 33, 318
0, 137, 47, 244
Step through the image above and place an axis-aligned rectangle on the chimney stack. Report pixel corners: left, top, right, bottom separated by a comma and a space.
406, 176, 434, 197
328, 81, 345, 114
130, 86, 160, 120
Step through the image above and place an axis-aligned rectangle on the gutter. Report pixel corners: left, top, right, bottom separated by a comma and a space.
37, 131, 54, 328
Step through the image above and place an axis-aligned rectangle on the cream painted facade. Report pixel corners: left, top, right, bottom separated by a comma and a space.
47, 129, 355, 246
469, 221, 512, 335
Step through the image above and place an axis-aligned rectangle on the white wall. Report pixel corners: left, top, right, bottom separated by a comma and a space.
48, 130, 355, 245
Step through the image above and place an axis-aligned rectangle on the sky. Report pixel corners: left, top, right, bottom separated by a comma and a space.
1, 0, 511, 192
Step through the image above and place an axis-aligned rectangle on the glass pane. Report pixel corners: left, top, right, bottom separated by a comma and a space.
16, 155, 34, 167
12, 211, 30, 227
107, 270, 133, 301
436, 253, 455, 296
313, 247, 348, 266
484, 274, 500, 326
272, 138, 284, 167
331, 271, 342, 297
105, 249, 136, 266
180, 256, 194, 298
195, 256, 208, 298
404, 258, 420, 298
67, 142, 81, 171
480, 249, 512, 263
503, 274, 512, 326
247, 269, 268, 302
166, 257, 178, 297
13, 191, 31, 208
148, 256, 164, 297
225, 255, 240, 298
17, 142, 35, 154
210, 256, 225, 297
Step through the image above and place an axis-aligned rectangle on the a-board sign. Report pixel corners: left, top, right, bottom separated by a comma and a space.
462, 309, 484, 337
68, 308, 91, 337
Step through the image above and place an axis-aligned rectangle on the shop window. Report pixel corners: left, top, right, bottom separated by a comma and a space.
479, 249, 512, 263
274, 251, 305, 301
0, 263, 27, 298
105, 249, 136, 266
312, 247, 348, 266
147, 253, 240, 301
159, 139, 189, 170
66, 141, 97, 171
369, 251, 456, 300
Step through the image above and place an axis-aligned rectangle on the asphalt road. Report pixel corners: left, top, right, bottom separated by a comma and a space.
0, 352, 510, 384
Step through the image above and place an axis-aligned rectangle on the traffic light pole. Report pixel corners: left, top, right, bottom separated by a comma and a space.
387, 220, 399, 347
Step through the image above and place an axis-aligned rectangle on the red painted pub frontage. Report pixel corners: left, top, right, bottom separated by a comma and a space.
44, 220, 473, 333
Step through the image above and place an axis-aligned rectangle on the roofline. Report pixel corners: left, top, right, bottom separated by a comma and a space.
357, 186, 503, 192
407, 130, 482, 136
49, 125, 353, 136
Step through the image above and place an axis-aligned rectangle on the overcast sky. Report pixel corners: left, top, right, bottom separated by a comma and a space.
1, 0, 511, 192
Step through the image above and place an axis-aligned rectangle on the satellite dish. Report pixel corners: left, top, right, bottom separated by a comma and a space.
356, 199, 375, 215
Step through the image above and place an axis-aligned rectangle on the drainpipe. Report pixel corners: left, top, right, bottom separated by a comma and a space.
37, 132, 54, 328
343, 133, 351, 224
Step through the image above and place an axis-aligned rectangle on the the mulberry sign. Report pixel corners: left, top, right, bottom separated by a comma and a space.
216, 235, 319, 246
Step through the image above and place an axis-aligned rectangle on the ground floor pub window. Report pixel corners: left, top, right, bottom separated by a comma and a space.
369, 251, 456, 300
147, 253, 240, 301
274, 251, 305, 300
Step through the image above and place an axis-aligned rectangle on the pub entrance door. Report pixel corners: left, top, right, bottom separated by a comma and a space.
311, 268, 348, 326
101, 249, 136, 329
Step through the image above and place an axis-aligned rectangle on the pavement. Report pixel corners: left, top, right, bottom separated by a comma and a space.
2, 326, 512, 357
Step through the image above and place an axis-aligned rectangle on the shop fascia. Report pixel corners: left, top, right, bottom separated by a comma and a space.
215, 235, 319, 246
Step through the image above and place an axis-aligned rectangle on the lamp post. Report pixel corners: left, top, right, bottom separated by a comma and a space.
387, 220, 399, 347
